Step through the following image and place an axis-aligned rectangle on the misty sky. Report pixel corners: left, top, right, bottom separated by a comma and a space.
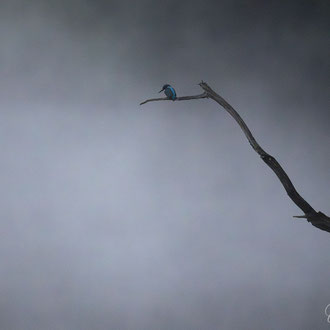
0, 1, 329, 329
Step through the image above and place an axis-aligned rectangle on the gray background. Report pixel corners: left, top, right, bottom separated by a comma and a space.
0, 1, 329, 329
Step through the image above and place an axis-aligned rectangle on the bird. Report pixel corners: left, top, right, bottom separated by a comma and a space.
159, 84, 177, 100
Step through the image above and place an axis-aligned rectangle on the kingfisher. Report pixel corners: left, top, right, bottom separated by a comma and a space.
159, 84, 177, 100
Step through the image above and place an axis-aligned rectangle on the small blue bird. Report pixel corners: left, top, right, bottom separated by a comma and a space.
159, 84, 177, 100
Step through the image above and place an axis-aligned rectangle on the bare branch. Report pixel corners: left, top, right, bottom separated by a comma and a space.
140, 81, 330, 234
140, 92, 208, 105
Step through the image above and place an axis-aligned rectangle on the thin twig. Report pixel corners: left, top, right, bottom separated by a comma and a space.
140, 92, 208, 105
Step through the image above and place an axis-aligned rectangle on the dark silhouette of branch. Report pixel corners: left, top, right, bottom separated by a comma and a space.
140, 81, 330, 234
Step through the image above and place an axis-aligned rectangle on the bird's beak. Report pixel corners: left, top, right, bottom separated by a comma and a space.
158, 89, 164, 93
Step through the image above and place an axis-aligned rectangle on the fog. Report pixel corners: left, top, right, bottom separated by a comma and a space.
0, 1, 329, 329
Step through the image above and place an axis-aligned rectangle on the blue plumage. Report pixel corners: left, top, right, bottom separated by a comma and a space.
159, 84, 177, 100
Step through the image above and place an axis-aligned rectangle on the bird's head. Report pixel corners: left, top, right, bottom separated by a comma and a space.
159, 84, 170, 93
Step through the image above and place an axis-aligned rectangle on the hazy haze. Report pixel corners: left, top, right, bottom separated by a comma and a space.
0, 1, 329, 329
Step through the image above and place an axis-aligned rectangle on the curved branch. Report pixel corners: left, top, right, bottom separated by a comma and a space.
140, 82, 330, 233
